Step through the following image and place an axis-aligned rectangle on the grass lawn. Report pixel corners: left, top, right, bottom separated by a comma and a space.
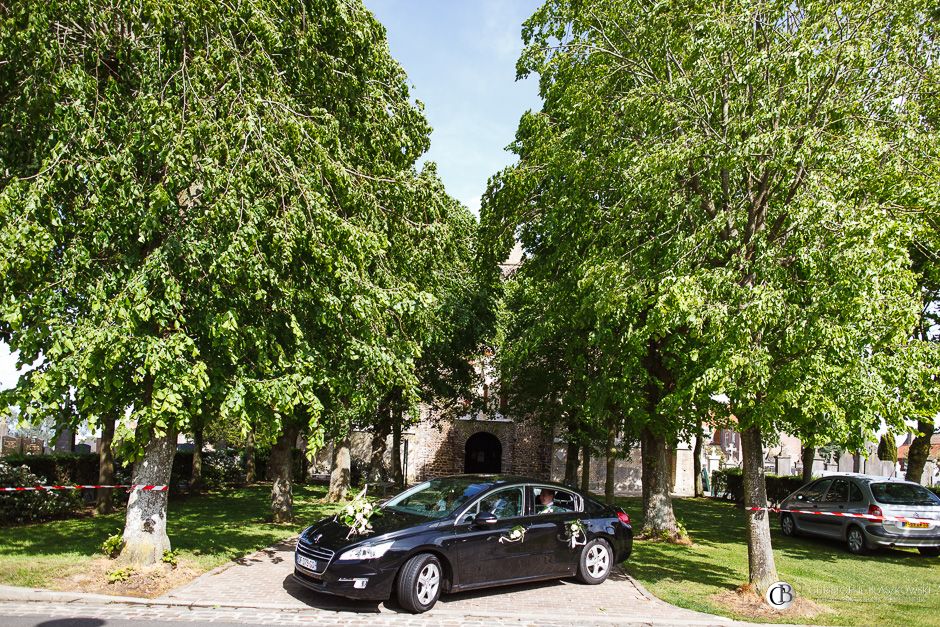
615, 496, 940, 627
0, 483, 342, 591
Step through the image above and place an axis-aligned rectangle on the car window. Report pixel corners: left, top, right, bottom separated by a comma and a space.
459, 487, 525, 523
529, 486, 580, 514
870, 482, 940, 506
799, 479, 832, 502
825, 479, 849, 503
848, 482, 864, 503
384, 477, 490, 519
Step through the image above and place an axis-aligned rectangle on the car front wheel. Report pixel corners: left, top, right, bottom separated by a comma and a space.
846, 526, 867, 555
577, 538, 612, 584
397, 553, 442, 613
780, 513, 798, 537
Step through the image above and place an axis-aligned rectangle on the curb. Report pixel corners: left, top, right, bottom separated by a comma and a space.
0, 583, 753, 626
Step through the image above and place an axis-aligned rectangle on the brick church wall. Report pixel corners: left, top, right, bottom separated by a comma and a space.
406, 407, 552, 481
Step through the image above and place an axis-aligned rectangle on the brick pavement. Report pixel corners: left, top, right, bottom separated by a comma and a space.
155, 537, 733, 624
0, 536, 774, 626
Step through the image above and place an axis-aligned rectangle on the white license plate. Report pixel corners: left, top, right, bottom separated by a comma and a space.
296, 555, 318, 571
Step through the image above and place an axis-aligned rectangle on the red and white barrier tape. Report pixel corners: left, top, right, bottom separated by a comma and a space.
746, 506, 937, 525
0, 484, 168, 492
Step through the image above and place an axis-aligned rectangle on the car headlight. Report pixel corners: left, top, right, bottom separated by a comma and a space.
338, 541, 394, 561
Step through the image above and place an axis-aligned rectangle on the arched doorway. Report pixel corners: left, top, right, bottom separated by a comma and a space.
464, 432, 502, 474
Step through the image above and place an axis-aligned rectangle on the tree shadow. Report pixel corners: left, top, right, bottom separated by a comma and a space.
0, 484, 337, 567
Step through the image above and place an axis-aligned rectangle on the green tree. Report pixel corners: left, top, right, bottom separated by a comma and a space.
508, 0, 937, 596
0, 0, 447, 561
878, 433, 898, 464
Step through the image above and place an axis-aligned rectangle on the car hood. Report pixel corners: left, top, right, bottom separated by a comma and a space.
301, 508, 441, 551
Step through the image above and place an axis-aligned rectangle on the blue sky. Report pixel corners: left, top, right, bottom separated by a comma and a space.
0, 1, 543, 391
364, 0, 542, 213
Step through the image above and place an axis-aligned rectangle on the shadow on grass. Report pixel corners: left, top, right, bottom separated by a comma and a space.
614, 494, 936, 600
0, 483, 339, 567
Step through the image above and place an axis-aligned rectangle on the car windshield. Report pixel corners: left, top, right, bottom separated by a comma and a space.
870, 482, 940, 506
383, 477, 492, 519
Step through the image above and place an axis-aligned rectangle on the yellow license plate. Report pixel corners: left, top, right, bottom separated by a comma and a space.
902, 522, 929, 528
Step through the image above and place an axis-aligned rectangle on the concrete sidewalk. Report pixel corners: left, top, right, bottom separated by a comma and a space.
0, 538, 780, 626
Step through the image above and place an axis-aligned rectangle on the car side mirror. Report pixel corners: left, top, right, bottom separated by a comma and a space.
474, 511, 498, 527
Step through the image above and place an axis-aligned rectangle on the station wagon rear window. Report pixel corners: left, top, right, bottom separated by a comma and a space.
870, 482, 940, 506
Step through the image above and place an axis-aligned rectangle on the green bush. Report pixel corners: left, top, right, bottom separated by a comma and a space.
2, 453, 100, 485
766, 474, 805, 505
100, 532, 124, 558
710, 468, 805, 505
0, 461, 82, 525
172, 449, 248, 489
711, 467, 742, 501
203, 450, 246, 488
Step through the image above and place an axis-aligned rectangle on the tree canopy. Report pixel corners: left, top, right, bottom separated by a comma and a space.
0, 0, 481, 562
483, 0, 940, 595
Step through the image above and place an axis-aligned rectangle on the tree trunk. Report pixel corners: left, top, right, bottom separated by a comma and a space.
96, 416, 116, 515
270, 424, 300, 522
327, 432, 351, 502
605, 424, 616, 505
693, 425, 704, 498
801, 444, 814, 483
580, 444, 591, 494
852, 452, 861, 474
369, 406, 390, 482
906, 419, 935, 484
640, 426, 677, 537
245, 427, 256, 484
391, 407, 403, 486
118, 428, 176, 566
191, 426, 204, 493
741, 425, 778, 596
564, 440, 579, 487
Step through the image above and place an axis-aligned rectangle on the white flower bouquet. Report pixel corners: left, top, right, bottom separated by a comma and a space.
499, 524, 527, 544
565, 519, 587, 548
340, 486, 379, 539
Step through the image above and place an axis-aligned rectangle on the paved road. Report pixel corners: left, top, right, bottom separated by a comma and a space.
156, 537, 730, 624
0, 537, 752, 626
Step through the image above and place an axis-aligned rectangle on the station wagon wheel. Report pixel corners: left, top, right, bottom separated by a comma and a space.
577, 538, 612, 585
780, 513, 797, 537
397, 553, 442, 613
846, 526, 866, 555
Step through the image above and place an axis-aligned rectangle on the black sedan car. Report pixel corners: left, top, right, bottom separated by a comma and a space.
293, 474, 633, 613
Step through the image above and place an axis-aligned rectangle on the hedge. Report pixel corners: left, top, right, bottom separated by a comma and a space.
711, 468, 805, 505
0, 447, 300, 495
2, 453, 101, 485
0, 460, 82, 524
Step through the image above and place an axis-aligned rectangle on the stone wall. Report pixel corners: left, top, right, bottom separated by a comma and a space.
549, 440, 696, 497
308, 405, 553, 484
406, 408, 552, 481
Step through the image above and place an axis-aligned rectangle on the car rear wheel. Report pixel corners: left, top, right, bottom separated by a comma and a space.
846, 525, 867, 555
396, 553, 442, 614
918, 547, 940, 557
577, 538, 612, 584
780, 513, 798, 537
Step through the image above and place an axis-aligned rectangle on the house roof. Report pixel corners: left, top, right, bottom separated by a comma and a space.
897, 434, 940, 461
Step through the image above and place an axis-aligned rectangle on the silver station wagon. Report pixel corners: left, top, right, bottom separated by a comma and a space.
778, 473, 940, 556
